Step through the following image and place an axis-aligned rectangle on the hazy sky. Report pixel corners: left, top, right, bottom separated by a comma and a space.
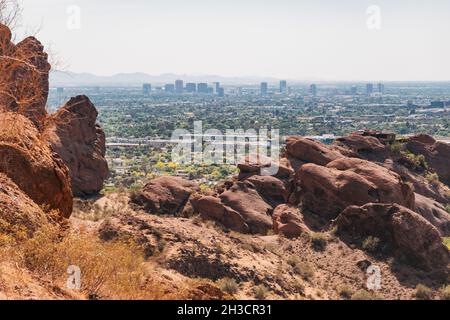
18, 0, 450, 81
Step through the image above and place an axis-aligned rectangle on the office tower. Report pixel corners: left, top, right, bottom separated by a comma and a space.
377, 83, 385, 94
366, 83, 374, 95
213, 82, 221, 94
56, 87, 64, 94
260, 82, 268, 96
175, 80, 184, 94
143, 83, 151, 95
351, 85, 358, 95
280, 80, 287, 94
310, 84, 317, 97
186, 83, 197, 93
165, 84, 175, 93
217, 87, 225, 97
197, 83, 208, 94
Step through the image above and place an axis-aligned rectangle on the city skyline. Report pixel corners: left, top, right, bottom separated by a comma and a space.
20, 0, 450, 81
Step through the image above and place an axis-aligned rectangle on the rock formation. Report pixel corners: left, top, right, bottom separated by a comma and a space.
335, 203, 449, 270
44, 95, 109, 196
272, 204, 310, 238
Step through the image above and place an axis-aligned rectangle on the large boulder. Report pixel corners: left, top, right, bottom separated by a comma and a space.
414, 193, 450, 236
272, 204, 310, 238
246, 175, 290, 207
407, 135, 450, 185
133, 176, 200, 215
298, 158, 415, 219
44, 95, 109, 196
0, 112, 73, 218
286, 136, 342, 166
0, 24, 50, 129
237, 153, 294, 180
332, 133, 389, 161
335, 203, 449, 270
192, 181, 274, 234
0, 173, 48, 238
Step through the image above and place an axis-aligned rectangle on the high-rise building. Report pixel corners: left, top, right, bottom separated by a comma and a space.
366, 83, 374, 95
280, 80, 287, 94
143, 83, 151, 95
197, 83, 208, 94
186, 83, 197, 93
260, 82, 268, 96
310, 84, 317, 97
377, 83, 385, 94
351, 85, 358, 95
213, 82, 221, 95
217, 87, 225, 97
175, 80, 184, 94
56, 87, 64, 94
165, 84, 175, 93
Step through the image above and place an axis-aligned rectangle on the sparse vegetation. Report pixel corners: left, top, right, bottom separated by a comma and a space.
390, 141, 402, 155
440, 285, 450, 300
336, 284, 354, 299
445, 205, 450, 214
425, 172, 440, 187
443, 237, 450, 250
351, 289, 382, 300
218, 277, 239, 295
414, 284, 434, 300
362, 236, 381, 252
288, 256, 315, 281
253, 284, 269, 300
311, 232, 328, 251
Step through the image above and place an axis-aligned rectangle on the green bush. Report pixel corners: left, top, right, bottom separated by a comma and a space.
425, 172, 440, 187
336, 284, 354, 299
362, 236, 381, 252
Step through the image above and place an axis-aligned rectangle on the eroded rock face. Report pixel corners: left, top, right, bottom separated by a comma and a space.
332, 134, 389, 161
44, 95, 108, 196
335, 203, 449, 270
272, 204, 309, 238
133, 176, 200, 215
237, 154, 294, 181
298, 158, 415, 219
414, 193, 450, 237
0, 24, 50, 129
407, 135, 450, 185
0, 112, 73, 218
0, 173, 48, 238
286, 136, 342, 166
192, 181, 274, 235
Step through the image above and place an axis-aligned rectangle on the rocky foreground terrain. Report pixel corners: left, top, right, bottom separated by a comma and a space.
0, 23, 449, 300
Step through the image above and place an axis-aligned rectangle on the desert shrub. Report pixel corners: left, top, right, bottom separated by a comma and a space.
362, 236, 380, 252
336, 284, 354, 299
425, 172, 440, 187
440, 285, 450, 300
351, 289, 381, 300
218, 277, 239, 294
287, 255, 315, 280
405, 153, 428, 170
414, 284, 434, 300
390, 141, 402, 155
443, 238, 450, 250
253, 285, 269, 300
445, 205, 450, 214
20, 224, 151, 299
293, 279, 305, 295
311, 232, 328, 251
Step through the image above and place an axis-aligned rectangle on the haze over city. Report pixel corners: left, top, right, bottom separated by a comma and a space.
19, 0, 450, 81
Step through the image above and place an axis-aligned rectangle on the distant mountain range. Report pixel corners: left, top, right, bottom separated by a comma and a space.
49, 71, 286, 87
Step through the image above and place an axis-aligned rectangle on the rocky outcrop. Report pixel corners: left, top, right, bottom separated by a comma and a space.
0, 112, 73, 218
414, 193, 450, 236
132, 176, 200, 215
0, 24, 50, 129
298, 158, 415, 219
246, 175, 290, 207
335, 203, 449, 270
272, 204, 310, 238
192, 181, 274, 234
332, 133, 389, 161
237, 154, 294, 181
286, 136, 342, 166
0, 173, 48, 238
44, 95, 108, 196
407, 134, 450, 185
